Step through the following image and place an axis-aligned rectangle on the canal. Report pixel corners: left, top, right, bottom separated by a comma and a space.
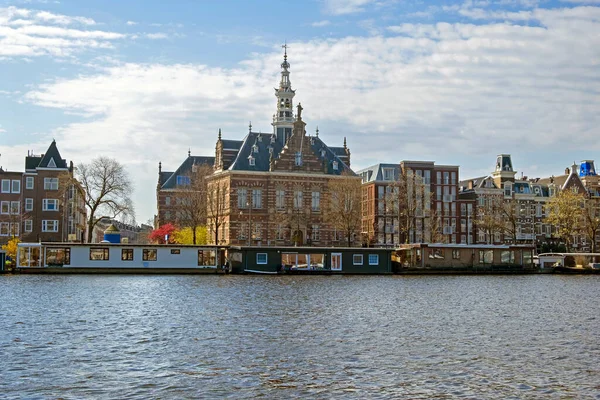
0, 275, 598, 398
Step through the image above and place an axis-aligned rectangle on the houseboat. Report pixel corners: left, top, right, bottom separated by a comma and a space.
16, 242, 223, 274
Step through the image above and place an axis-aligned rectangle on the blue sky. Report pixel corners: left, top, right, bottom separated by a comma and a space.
1, 0, 599, 223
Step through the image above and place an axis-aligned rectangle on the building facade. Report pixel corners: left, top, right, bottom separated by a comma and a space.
358, 161, 463, 246
157, 50, 356, 246
0, 140, 86, 244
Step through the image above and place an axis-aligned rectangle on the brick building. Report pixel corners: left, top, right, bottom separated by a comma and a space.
156, 49, 356, 246
358, 161, 463, 246
0, 140, 86, 244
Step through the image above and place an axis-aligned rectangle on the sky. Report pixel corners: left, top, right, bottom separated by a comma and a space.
1, 0, 599, 224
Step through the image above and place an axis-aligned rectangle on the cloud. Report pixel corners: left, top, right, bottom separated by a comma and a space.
311, 20, 331, 27
322, 0, 376, 15
146, 32, 168, 39
126, 20, 137, 26
12, 5, 600, 221
0, 6, 125, 57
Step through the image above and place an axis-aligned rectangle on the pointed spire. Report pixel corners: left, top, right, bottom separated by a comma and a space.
281, 42, 290, 70
316, 126, 319, 137
188, 148, 191, 157
159, 161, 162, 174
343, 137, 347, 149
249, 121, 252, 132
218, 128, 222, 140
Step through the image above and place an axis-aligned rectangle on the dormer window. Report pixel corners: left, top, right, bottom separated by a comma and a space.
248, 156, 255, 166
270, 136, 276, 144
504, 182, 512, 197
321, 149, 326, 157
252, 145, 258, 153
268, 146, 273, 155
333, 161, 338, 171
295, 152, 302, 166
549, 186, 556, 197
257, 135, 262, 142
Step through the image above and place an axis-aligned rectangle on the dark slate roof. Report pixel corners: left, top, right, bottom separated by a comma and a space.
227, 132, 353, 175
161, 156, 215, 189
459, 176, 497, 191
159, 171, 173, 187
221, 140, 243, 150
38, 141, 68, 169
25, 156, 42, 170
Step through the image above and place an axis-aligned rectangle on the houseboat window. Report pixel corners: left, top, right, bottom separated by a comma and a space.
368, 254, 379, 265
198, 250, 216, 266
523, 250, 533, 265
353, 254, 363, 265
452, 249, 460, 259
479, 250, 493, 264
429, 249, 445, 259
256, 253, 267, 264
171, 249, 181, 254
143, 249, 157, 261
46, 248, 71, 265
122, 249, 134, 261
281, 253, 297, 267
310, 254, 324, 268
90, 248, 109, 261
501, 250, 515, 264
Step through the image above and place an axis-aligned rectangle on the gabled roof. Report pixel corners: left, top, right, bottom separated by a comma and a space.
459, 176, 498, 191
227, 131, 353, 175
160, 155, 215, 189
38, 140, 68, 169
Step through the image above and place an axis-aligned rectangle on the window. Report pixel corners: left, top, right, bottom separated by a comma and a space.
479, 250, 493, 264
276, 189, 285, 209
10, 223, 19, 236
171, 249, 181, 255
452, 249, 460, 259
429, 248, 445, 259
353, 254, 363, 265
43, 199, 59, 211
294, 190, 303, 209
46, 248, 70, 265
332, 161, 338, 170
0, 223, 8, 236
25, 198, 33, 211
249, 156, 255, 166
253, 223, 262, 239
424, 170, 431, 184
368, 254, 379, 265
311, 224, 320, 241
10, 201, 20, 215
295, 152, 302, 166
198, 250, 216, 266
122, 249, 134, 261
26, 176, 34, 189
11, 180, 20, 193
143, 249, 157, 261
252, 189, 262, 209
311, 191, 320, 211
504, 182, 512, 197
451, 172, 456, 185
443, 172, 449, 185
42, 220, 58, 232
252, 144, 258, 153
165, 196, 171, 206
90, 248, 109, 260
237, 188, 248, 209
256, 253, 267, 264
501, 251, 515, 264
276, 224, 284, 240
1, 179, 11, 193
44, 178, 59, 190
0, 201, 8, 214
24, 220, 33, 232
383, 168, 394, 181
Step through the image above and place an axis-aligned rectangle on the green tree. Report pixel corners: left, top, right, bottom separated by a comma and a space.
544, 189, 584, 251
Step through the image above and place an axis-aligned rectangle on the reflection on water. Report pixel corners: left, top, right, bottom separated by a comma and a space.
0, 275, 598, 398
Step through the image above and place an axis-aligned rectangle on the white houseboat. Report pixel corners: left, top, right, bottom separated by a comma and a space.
17, 242, 223, 273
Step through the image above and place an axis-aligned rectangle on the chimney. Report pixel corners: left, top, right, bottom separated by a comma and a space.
565, 167, 570, 175
468, 180, 474, 190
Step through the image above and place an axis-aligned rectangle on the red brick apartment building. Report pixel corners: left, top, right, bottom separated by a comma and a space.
358, 161, 465, 246
0, 141, 87, 244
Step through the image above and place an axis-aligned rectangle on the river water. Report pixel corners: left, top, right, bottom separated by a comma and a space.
0, 274, 598, 399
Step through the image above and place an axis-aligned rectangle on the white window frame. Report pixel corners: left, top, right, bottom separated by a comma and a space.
42, 220, 59, 232
10, 223, 19, 236
24, 219, 33, 233
237, 188, 248, 209
252, 189, 262, 209
311, 191, 320, 211
11, 201, 20, 215
311, 224, 320, 241
294, 190, 303, 209
1, 179, 10, 193
0, 201, 9, 214
353, 254, 363, 265
11, 180, 20, 193
256, 253, 267, 265
26, 176, 34, 190
276, 189, 285, 209
43, 198, 59, 211
44, 177, 59, 191
0, 222, 8, 236
368, 254, 379, 265
25, 198, 33, 211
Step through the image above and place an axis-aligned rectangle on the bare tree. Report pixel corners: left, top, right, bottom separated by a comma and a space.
174, 163, 212, 244
475, 195, 505, 244
581, 197, 600, 253
498, 198, 520, 243
207, 178, 228, 245
76, 157, 134, 243
326, 172, 362, 247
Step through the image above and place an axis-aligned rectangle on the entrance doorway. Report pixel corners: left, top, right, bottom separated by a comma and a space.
292, 230, 304, 246
331, 253, 342, 271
